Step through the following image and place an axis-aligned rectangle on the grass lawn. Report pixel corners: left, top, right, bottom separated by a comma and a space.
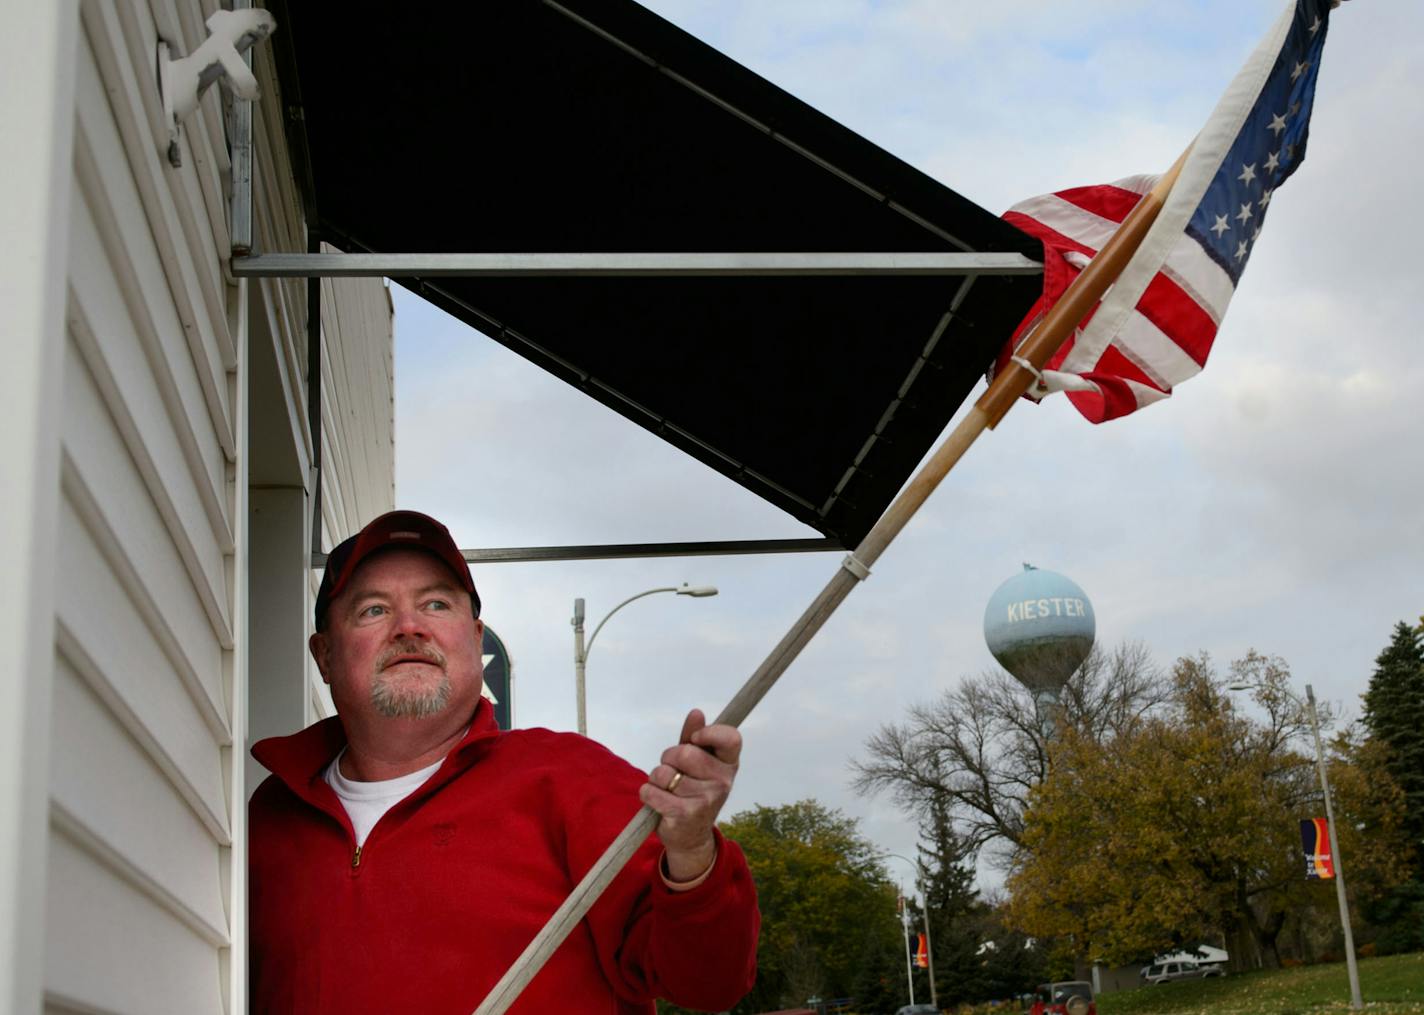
1097, 952, 1424, 1015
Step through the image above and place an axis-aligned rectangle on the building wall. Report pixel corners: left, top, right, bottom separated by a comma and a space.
305, 270, 398, 719
0, 4, 78, 1012
1092, 962, 1145, 995
245, 16, 396, 740
4, 2, 396, 1013
53, 3, 241, 1009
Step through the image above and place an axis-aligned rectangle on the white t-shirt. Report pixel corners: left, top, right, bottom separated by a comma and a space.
324, 750, 444, 848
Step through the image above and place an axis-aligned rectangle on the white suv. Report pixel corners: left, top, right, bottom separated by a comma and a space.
1140, 959, 1224, 984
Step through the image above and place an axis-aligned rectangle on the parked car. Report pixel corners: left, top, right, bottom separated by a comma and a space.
893, 1005, 941, 1015
1028, 981, 1095, 1015
1139, 959, 1225, 984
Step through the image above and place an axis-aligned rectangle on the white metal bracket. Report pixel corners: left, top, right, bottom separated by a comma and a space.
840, 553, 872, 582
158, 8, 277, 167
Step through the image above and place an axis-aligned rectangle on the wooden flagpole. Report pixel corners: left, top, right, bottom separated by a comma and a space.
471, 147, 1192, 1015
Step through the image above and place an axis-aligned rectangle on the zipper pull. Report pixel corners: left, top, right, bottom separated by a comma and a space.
351, 845, 363, 869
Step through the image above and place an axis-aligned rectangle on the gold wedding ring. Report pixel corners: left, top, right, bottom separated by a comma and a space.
665, 770, 684, 792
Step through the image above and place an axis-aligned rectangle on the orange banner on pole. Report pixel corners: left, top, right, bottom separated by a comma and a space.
915, 933, 928, 969
1301, 817, 1335, 879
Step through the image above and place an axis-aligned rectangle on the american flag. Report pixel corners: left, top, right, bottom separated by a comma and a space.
995, 0, 1335, 423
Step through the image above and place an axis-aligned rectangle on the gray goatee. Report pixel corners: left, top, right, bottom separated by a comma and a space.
371, 641, 451, 718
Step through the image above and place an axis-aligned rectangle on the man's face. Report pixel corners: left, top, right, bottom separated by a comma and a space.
309, 548, 484, 725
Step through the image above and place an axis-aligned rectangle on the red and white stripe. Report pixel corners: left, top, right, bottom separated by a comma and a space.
1000, 175, 1235, 423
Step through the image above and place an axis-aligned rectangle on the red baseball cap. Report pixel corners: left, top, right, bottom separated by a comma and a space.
314, 510, 479, 630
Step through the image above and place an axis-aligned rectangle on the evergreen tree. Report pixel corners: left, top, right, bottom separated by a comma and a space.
916, 790, 985, 1003
1362, 621, 1424, 867
1360, 621, 1424, 952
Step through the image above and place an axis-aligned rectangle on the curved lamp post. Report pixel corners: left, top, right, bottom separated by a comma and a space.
572, 584, 717, 736
875, 850, 938, 1010
1229, 680, 1362, 1009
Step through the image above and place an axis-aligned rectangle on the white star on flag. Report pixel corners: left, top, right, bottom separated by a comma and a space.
1236, 202, 1253, 223
1268, 112, 1288, 135
1238, 163, 1257, 184
1265, 150, 1280, 172
1211, 214, 1230, 237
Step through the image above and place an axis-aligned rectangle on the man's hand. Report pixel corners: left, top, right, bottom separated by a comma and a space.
640, 708, 741, 882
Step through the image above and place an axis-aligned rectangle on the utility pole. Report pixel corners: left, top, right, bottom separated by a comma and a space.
898, 892, 915, 1007
880, 851, 937, 1009
922, 907, 938, 1009
571, 598, 586, 736
1306, 684, 1363, 1010
1227, 680, 1365, 1009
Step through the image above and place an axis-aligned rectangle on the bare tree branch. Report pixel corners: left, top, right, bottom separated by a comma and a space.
851, 641, 1167, 865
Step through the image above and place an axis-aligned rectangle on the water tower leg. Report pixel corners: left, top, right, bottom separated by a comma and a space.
1034, 689, 1061, 739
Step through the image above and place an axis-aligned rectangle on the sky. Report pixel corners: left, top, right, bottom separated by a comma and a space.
392, 0, 1423, 895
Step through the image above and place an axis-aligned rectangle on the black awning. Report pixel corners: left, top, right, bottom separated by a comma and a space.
269, 0, 1041, 547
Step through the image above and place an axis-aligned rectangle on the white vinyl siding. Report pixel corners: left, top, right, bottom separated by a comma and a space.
44, 0, 393, 1012
0, 2, 76, 1009
317, 272, 398, 543
245, 14, 396, 726
55, 3, 238, 1009
309, 271, 398, 720
248, 28, 398, 538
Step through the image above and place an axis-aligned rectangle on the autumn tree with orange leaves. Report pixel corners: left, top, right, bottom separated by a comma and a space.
1006, 652, 1410, 970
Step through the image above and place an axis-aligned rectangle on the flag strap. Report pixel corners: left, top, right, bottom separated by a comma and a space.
1009, 354, 1050, 394
977, 145, 1191, 428
470, 148, 1193, 1015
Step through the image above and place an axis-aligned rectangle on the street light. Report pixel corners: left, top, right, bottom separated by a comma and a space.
1229, 680, 1362, 1009
572, 584, 718, 736
898, 892, 916, 1009
876, 851, 938, 1011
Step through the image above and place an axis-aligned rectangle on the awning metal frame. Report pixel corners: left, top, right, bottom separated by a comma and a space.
231, 251, 1041, 278
310, 537, 841, 570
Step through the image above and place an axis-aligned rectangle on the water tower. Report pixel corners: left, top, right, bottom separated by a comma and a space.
983, 564, 1095, 733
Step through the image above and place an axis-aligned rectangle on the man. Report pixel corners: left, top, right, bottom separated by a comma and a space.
249, 510, 759, 1014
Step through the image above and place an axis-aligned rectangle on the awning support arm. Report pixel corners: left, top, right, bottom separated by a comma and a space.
309, 537, 839, 569
231, 251, 1041, 278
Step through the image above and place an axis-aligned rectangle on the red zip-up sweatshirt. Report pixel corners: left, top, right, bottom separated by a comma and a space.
249, 700, 759, 1014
